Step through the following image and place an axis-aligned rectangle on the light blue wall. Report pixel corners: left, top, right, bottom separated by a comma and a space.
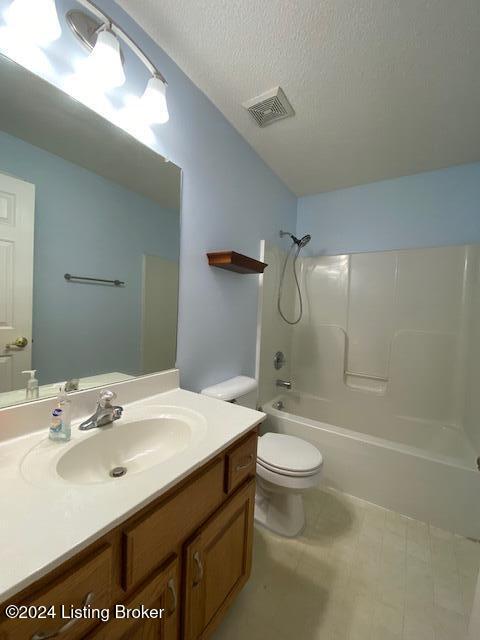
88, 1, 297, 392
0, 131, 179, 384
0, 0, 297, 392
297, 163, 480, 256
87, 1, 297, 391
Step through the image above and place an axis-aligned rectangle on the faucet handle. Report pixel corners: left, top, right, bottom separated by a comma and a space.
99, 389, 116, 407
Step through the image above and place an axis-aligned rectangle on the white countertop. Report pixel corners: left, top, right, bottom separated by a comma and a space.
0, 385, 264, 603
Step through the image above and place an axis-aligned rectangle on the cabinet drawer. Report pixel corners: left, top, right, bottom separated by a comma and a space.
123, 457, 224, 590
225, 432, 257, 493
0, 545, 113, 640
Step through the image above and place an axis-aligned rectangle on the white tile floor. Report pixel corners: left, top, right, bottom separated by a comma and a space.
213, 488, 479, 640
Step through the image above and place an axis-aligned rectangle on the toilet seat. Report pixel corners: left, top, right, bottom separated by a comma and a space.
257, 459, 321, 477
257, 433, 323, 477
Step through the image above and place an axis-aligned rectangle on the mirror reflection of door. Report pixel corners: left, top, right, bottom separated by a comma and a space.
142, 254, 179, 375
0, 171, 34, 392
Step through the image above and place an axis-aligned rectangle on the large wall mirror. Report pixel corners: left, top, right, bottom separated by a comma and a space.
0, 54, 182, 409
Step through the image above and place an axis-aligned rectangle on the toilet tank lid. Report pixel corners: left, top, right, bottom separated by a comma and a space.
201, 376, 257, 402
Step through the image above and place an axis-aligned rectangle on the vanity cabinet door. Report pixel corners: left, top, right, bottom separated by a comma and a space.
183, 479, 255, 640
86, 556, 178, 640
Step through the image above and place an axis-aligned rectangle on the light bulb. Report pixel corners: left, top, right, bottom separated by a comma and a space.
3, 0, 61, 47
83, 29, 125, 90
139, 75, 169, 124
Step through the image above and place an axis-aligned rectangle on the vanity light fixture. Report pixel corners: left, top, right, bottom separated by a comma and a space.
2, 0, 170, 127
66, 0, 169, 123
3, 0, 62, 47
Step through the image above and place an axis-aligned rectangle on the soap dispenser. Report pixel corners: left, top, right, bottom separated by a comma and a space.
49, 383, 71, 442
22, 370, 39, 400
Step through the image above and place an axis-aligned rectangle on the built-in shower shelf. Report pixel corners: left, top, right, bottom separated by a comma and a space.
207, 251, 268, 274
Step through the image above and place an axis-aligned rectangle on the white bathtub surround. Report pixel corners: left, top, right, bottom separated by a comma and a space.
0, 369, 265, 602
263, 396, 480, 539
292, 244, 477, 426
259, 243, 480, 433
214, 488, 479, 640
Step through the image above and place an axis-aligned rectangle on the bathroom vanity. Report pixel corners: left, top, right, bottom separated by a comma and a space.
0, 371, 263, 640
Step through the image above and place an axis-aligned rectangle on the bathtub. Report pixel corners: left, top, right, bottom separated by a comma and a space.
262, 392, 480, 538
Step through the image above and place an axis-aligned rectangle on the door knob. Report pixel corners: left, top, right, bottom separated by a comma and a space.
5, 337, 29, 350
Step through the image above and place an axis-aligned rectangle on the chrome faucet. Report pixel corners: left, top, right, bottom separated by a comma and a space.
79, 390, 123, 431
276, 379, 292, 390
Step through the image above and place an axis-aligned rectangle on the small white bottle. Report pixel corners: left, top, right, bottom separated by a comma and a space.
49, 384, 71, 442
22, 370, 39, 400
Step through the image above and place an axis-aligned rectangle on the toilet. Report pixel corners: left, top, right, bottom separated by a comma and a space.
201, 376, 323, 538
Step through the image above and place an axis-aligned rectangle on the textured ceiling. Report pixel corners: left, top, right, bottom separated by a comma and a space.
116, 0, 480, 196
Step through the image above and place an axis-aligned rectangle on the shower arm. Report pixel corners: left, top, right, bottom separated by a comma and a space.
279, 230, 311, 248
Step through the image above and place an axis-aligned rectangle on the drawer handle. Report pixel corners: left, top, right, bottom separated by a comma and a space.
192, 551, 204, 587
31, 592, 94, 640
235, 454, 254, 472
167, 578, 177, 615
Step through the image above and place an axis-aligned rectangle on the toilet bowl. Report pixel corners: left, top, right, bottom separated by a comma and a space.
255, 432, 323, 537
201, 376, 323, 538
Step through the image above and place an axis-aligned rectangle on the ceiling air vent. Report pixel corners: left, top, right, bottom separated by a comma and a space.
243, 86, 295, 128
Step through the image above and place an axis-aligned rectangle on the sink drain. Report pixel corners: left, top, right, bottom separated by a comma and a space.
110, 466, 127, 478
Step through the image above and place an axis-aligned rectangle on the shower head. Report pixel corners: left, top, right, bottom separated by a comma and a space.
298, 234, 311, 248
279, 230, 311, 249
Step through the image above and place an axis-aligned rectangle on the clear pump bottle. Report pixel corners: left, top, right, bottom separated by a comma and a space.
49, 383, 71, 442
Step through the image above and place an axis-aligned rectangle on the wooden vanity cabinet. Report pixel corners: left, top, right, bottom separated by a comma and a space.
0, 428, 258, 640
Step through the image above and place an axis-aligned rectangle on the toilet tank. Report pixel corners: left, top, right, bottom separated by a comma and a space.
201, 376, 258, 409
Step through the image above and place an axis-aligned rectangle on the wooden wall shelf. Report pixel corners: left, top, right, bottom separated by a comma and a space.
207, 251, 268, 274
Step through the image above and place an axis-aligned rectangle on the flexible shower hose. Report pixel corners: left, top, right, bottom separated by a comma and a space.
277, 241, 304, 325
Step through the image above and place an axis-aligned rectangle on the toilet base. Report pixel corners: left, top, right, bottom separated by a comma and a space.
254, 487, 306, 538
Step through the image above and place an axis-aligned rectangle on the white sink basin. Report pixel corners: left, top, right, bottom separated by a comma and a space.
21, 405, 207, 486
58, 416, 193, 484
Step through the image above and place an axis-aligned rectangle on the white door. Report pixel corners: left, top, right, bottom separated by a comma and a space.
0, 172, 35, 392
